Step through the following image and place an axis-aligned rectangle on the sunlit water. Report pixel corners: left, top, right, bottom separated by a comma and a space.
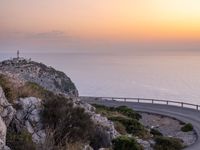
1, 53, 200, 104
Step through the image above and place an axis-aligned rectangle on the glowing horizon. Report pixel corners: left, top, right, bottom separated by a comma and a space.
1, 0, 200, 53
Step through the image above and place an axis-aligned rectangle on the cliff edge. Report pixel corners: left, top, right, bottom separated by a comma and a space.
0, 57, 78, 97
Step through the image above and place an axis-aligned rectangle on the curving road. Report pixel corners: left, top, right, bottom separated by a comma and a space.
82, 98, 200, 150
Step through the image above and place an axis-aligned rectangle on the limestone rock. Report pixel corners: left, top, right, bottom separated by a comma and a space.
14, 97, 46, 144
0, 139, 10, 150
77, 100, 119, 140
0, 116, 6, 144
0, 87, 15, 126
0, 87, 13, 150
83, 144, 94, 150
136, 138, 153, 150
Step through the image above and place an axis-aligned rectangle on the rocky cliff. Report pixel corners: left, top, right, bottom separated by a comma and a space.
0, 57, 118, 150
0, 58, 78, 97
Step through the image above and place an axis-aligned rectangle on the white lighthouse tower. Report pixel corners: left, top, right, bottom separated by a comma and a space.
17, 50, 20, 59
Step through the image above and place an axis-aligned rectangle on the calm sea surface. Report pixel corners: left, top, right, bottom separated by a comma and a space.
1, 53, 200, 104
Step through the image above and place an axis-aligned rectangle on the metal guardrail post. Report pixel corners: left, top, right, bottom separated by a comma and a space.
137, 99, 140, 103
181, 102, 183, 107
166, 101, 169, 105
152, 99, 154, 104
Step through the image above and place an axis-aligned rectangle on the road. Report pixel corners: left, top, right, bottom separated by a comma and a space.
83, 98, 200, 150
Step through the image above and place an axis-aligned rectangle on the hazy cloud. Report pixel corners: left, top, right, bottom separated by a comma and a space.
27, 31, 67, 40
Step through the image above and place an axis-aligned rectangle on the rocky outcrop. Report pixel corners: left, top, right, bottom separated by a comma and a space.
0, 58, 119, 149
14, 97, 46, 144
0, 116, 8, 150
0, 58, 78, 97
0, 116, 11, 150
0, 87, 15, 150
77, 100, 119, 139
0, 87, 15, 126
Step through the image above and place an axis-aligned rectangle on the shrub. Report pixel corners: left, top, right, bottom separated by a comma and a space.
0, 74, 48, 102
18, 82, 47, 99
90, 126, 111, 150
181, 123, 193, 132
112, 136, 143, 150
150, 128, 163, 137
41, 93, 94, 145
114, 121, 127, 135
108, 116, 146, 137
115, 106, 142, 120
93, 104, 150, 138
0, 74, 17, 103
6, 127, 36, 150
93, 104, 141, 120
154, 137, 183, 150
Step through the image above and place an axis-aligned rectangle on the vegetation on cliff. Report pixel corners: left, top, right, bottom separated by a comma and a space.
154, 136, 183, 150
92, 104, 188, 150
0, 74, 47, 102
93, 104, 149, 138
0, 73, 113, 150
112, 136, 143, 150
42, 93, 94, 148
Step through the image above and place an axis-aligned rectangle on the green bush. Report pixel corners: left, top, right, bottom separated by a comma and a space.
6, 128, 36, 150
150, 128, 163, 137
114, 121, 127, 135
181, 123, 193, 132
154, 137, 183, 150
112, 136, 143, 150
93, 104, 150, 138
108, 116, 146, 137
93, 104, 141, 120
115, 106, 142, 120
42, 93, 94, 145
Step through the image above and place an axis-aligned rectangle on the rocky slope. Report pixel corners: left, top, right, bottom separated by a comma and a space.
0, 57, 118, 150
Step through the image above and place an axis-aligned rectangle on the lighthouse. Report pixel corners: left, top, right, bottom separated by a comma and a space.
17, 50, 20, 59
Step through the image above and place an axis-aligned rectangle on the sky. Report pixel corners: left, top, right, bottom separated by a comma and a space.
1, 0, 200, 54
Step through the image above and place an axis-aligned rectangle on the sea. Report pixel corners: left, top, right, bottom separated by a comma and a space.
1, 52, 200, 105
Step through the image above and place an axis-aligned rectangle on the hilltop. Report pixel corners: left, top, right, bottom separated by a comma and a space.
0, 57, 78, 97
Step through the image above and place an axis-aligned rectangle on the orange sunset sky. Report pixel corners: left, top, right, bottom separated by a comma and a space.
0, 0, 200, 53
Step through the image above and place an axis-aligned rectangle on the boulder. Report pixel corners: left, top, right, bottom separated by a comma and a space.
76, 100, 119, 141
14, 97, 46, 144
0, 87, 14, 150
0, 87, 15, 126
136, 138, 153, 150
0, 116, 10, 150
0, 116, 6, 144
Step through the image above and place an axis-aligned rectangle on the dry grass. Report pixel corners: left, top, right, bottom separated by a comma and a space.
0, 74, 48, 103
0, 74, 18, 103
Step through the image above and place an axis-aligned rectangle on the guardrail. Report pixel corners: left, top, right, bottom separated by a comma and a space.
80, 96, 200, 111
